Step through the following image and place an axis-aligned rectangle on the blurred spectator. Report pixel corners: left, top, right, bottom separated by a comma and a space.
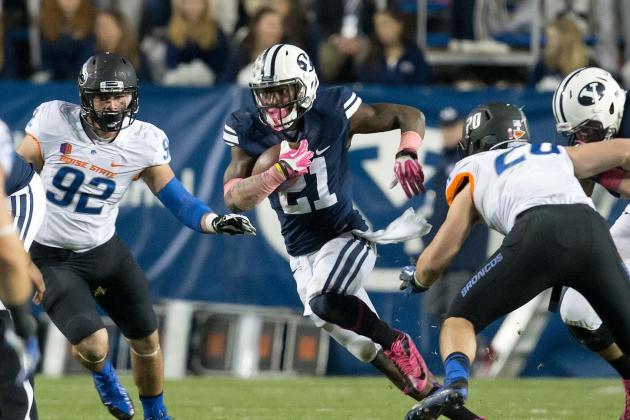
37, 0, 96, 81
0, 20, 19, 78
594, 0, 630, 76
316, 0, 375, 83
232, 0, 267, 37
139, 0, 172, 38
92, 0, 145, 38
162, 0, 228, 86
94, 10, 141, 71
359, 8, 428, 85
221, 7, 284, 85
423, 107, 489, 321
528, 17, 591, 92
269, 0, 320, 66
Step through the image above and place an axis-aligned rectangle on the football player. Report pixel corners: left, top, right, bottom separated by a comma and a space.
0, 119, 45, 420
222, 43, 483, 420
17, 52, 256, 420
553, 67, 630, 420
400, 102, 630, 419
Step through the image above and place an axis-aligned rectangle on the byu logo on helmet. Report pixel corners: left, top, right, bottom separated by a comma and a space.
578, 82, 605, 105
296, 53, 312, 72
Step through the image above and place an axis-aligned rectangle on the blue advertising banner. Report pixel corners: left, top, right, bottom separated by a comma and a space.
0, 81, 621, 377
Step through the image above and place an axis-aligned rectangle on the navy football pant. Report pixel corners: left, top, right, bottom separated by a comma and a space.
447, 204, 630, 356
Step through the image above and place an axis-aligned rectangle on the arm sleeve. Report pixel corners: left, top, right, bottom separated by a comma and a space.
223, 113, 240, 147
156, 177, 212, 232
336, 86, 362, 120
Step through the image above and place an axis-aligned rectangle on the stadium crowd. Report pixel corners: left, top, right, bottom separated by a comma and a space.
2, 0, 630, 89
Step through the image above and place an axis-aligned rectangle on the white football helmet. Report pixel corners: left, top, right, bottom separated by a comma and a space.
552, 67, 626, 144
250, 44, 319, 131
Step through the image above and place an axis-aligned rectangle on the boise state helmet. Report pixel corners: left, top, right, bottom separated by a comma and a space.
249, 44, 319, 131
553, 67, 626, 144
78, 52, 139, 133
458, 102, 530, 158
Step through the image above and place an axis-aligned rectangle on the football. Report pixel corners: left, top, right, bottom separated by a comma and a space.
251, 142, 300, 191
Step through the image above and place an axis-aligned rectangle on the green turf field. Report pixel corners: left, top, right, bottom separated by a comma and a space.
36, 375, 623, 419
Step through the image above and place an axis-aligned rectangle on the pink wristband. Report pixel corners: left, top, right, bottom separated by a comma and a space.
598, 168, 625, 192
398, 131, 423, 153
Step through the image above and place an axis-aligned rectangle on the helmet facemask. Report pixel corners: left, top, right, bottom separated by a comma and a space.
559, 119, 611, 145
81, 88, 139, 134
251, 79, 307, 131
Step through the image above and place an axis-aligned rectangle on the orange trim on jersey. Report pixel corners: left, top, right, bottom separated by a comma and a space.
445, 172, 475, 206
25, 132, 43, 163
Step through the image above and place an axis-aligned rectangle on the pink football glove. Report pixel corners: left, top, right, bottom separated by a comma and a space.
278, 139, 314, 178
390, 150, 425, 198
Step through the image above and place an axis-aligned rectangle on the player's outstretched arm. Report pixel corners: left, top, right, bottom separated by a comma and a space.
350, 103, 426, 198
16, 134, 44, 173
143, 164, 256, 235
402, 184, 477, 292
567, 138, 630, 179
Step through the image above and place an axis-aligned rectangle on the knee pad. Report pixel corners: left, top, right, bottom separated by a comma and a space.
566, 324, 615, 352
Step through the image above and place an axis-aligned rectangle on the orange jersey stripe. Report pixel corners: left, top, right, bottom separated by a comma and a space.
25, 132, 43, 163
445, 172, 475, 206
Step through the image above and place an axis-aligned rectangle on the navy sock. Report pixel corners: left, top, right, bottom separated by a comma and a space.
140, 393, 167, 416
610, 355, 630, 380
444, 352, 470, 387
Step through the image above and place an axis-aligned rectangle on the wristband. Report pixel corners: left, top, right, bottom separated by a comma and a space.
204, 213, 218, 233
397, 131, 423, 153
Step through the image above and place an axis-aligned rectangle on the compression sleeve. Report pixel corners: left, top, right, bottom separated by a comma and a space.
157, 177, 212, 232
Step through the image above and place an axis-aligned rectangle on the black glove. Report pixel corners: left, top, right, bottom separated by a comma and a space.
212, 214, 256, 235
399, 266, 429, 295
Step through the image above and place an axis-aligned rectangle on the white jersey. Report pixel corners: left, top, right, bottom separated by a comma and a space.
0, 118, 13, 176
445, 142, 594, 235
26, 100, 171, 251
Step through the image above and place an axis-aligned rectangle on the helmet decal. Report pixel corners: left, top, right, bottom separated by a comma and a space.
296, 53, 312, 72
578, 82, 605, 105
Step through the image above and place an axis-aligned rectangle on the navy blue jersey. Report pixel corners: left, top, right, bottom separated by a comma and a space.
5, 154, 34, 195
224, 86, 368, 256
593, 96, 630, 197
618, 96, 630, 138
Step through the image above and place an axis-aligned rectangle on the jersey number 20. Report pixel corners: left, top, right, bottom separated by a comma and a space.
46, 167, 116, 214
495, 143, 560, 175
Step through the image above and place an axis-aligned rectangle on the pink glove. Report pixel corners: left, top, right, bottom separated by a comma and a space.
390, 150, 425, 198
278, 139, 314, 178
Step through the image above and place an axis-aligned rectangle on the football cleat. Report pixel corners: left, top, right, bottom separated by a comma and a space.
384, 332, 429, 397
93, 366, 135, 419
405, 384, 468, 420
621, 379, 630, 420
143, 404, 171, 420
